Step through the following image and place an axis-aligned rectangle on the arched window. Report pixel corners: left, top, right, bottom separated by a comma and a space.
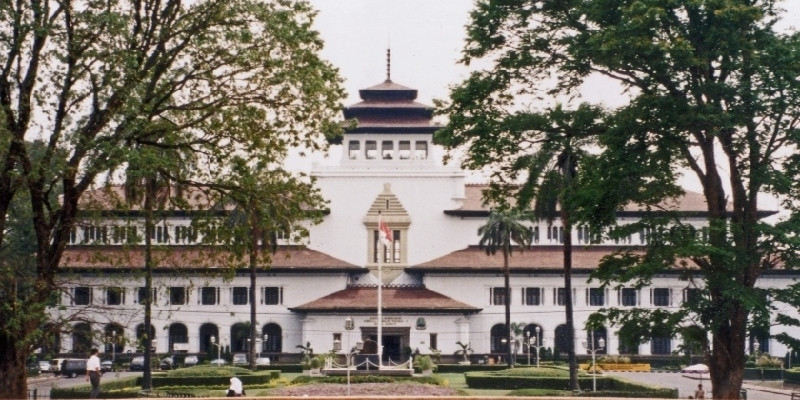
71, 322, 92, 354
262, 323, 282, 353
199, 323, 219, 354
586, 327, 607, 355
490, 324, 508, 353
135, 323, 156, 352
554, 324, 570, 355
40, 323, 61, 356
104, 324, 124, 354
230, 323, 250, 352
168, 323, 188, 352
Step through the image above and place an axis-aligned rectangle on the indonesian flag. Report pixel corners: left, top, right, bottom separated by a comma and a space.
379, 216, 393, 247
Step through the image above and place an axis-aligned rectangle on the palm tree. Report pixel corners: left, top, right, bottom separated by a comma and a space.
513, 103, 605, 390
478, 209, 532, 367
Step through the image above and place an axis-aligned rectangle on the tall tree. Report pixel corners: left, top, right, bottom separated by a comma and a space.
445, 1, 800, 398
437, 102, 605, 389
477, 209, 532, 367
0, 0, 344, 396
214, 157, 326, 370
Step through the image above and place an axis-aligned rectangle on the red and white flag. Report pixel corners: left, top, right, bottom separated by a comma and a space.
379, 216, 393, 247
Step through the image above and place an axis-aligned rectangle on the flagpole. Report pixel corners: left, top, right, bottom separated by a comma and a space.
377, 212, 384, 369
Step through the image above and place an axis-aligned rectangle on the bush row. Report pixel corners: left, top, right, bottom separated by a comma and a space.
743, 367, 783, 380
292, 374, 443, 385
784, 368, 800, 384
465, 371, 675, 396
435, 363, 513, 373
148, 372, 274, 388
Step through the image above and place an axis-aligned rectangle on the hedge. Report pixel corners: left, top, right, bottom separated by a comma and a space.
292, 375, 444, 385
743, 368, 783, 380
785, 368, 800, 384
436, 364, 512, 373
149, 373, 274, 388
465, 370, 676, 398
51, 388, 143, 399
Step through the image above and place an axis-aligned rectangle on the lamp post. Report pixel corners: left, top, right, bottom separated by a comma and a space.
112, 331, 117, 362
535, 326, 542, 368
261, 334, 268, 354
211, 336, 222, 360
525, 331, 531, 366
582, 331, 605, 392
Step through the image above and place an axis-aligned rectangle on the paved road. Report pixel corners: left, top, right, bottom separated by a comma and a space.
606, 371, 794, 399
29, 371, 141, 397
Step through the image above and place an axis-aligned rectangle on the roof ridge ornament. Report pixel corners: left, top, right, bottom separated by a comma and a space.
386, 47, 391, 82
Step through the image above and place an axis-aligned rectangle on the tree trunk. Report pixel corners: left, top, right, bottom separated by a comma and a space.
0, 332, 27, 399
249, 216, 258, 370
142, 184, 154, 391
504, 248, 513, 367
562, 210, 578, 391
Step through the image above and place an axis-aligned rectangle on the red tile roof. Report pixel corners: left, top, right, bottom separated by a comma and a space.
411, 245, 646, 271
454, 185, 718, 213
59, 245, 358, 271
290, 286, 481, 313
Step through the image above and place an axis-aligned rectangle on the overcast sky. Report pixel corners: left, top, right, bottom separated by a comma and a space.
304, 1, 799, 213
310, 0, 800, 108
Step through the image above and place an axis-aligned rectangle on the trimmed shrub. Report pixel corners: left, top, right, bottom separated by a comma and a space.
50, 388, 141, 399
436, 363, 511, 373
465, 370, 675, 397
743, 367, 783, 380
291, 374, 444, 386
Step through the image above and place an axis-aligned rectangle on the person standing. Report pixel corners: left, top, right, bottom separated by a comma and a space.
694, 383, 705, 399
86, 348, 101, 398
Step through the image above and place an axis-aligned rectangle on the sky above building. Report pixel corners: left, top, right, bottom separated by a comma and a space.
303, 0, 799, 216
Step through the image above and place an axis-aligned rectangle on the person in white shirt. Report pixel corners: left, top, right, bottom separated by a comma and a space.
227, 376, 245, 397
86, 348, 101, 398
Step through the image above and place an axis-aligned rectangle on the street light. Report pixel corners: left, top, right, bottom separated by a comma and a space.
534, 326, 543, 368
211, 336, 222, 360
111, 331, 117, 362
525, 331, 531, 366
582, 330, 605, 392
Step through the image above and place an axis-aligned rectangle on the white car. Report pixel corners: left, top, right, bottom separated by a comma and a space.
38, 361, 52, 373
255, 356, 270, 366
210, 358, 227, 366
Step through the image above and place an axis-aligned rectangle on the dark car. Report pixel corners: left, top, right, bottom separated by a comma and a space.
129, 356, 145, 371
61, 358, 87, 378
159, 356, 174, 370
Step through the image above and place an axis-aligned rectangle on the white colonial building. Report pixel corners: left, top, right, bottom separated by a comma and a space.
47, 72, 795, 366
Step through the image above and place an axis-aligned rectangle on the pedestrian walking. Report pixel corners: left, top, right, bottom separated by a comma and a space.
86, 348, 101, 398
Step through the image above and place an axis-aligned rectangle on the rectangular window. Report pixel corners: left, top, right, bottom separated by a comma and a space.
262, 287, 283, 305
556, 288, 567, 306
531, 226, 539, 244
137, 287, 157, 304
382, 140, 394, 159
683, 288, 702, 304
524, 287, 542, 306
373, 230, 401, 264
429, 333, 438, 350
74, 287, 92, 305
651, 337, 671, 355
652, 288, 671, 306
399, 141, 411, 159
232, 287, 249, 305
169, 287, 187, 305
588, 288, 605, 306
348, 140, 360, 159
156, 225, 170, 243
620, 288, 637, 306
200, 287, 218, 305
365, 141, 377, 159
414, 141, 428, 159
490, 287, 508, 305
69, 227, 77, 244
106, 287, 124, 305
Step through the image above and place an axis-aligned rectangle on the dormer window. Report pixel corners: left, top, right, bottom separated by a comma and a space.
399, 141, 411, 159
415, 141, 428, 159
365, 141, 377, 159
348, 141, 360, 160
382, 141, 393, 159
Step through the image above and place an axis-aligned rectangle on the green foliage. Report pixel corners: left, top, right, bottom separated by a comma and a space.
414, 355, 437, 371
291, 374, 444, 386
1, 0, 346, 395
442, 0, 800, 397
466, 370, 675, 397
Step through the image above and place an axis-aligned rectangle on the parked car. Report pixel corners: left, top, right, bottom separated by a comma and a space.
51, 358, 66, 375
255, 356, 270, 366
210, 358, 227, 366
232, 353, 248, 366
129, 356, 145, 371
183, 355, 199, 367
100, 360, 113, 373
38, 360, 52, 373
159, 356, 174, 370
61, 358, 87, 378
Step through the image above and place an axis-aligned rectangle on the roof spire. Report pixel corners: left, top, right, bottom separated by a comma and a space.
386, 47, 391, 82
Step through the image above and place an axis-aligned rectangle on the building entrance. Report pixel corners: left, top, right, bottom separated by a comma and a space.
360, 327, 410, 363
